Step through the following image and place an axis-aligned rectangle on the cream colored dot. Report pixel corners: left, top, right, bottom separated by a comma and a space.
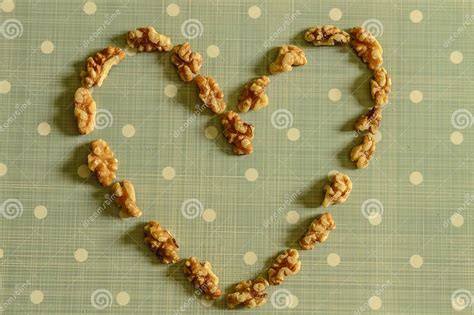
0, 163, 7, 176
248, 5, 261, 19
206, 45, 220, 58
450, 131, 463, 145
77, 164, 90, 178
0, 248, 4, 258
202, 209, 216, 223
30, 290, 44, 304
201, 298, 214, 307
369, 213, 382, 226
329, 8, 342, 21
450, 213, 464, 227
450, 51, 463, 64
409, 171, 423, 185
162, 166, 176, 180
374, 130, 382, 143
83, 1, 97, 15
243, 251, 257, 265
124, 46, 137, 56
164, 84, 177, 98
119, 210, 131, 220
287, 128, 300, 141
122, 124, 135, 138
410, 90, 423, 104
288, 294, 299, 308
368, 296, 382, 310
34, 205, 47, 219
116, 291, 130, 306
204, 126, 218, 139
0, 80, 11, 94
1, 0, 15, 12
328, 88, 341, 102
327, 253, 341, 267
166, 3, 180, 16
245, 168, 258, 182
328, 170, 339, 179
37, 122, 51, 136
40, 40, 54, 54
410, 10, 423, 23
74, 248, 88, 262
409, 254, 423, 268
286, 210, 300, 224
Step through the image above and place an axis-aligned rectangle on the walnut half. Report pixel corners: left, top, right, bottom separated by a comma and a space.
74, 87, 96, 135
81, 47, 126, 88
221, 111, 254, 155
300, 212, 336, 250
144, 220, 179, 264
269, 45, 307, 74
354, 106, 383, 134
88, 139, 118, 187
350, 134, 376, 169
238, 76, 270, 113
171, 42, 203, 82
111, 180, 142, 217
127, 26, 172, 52
350, 27, 383, 70
226, 277, 270, 309
304, 25, 350, 46
183, 257, 222, 300
268, 249, 301, 285
195, 75, 226, 114
322, 173, 352, 207
371, 67, 391, 107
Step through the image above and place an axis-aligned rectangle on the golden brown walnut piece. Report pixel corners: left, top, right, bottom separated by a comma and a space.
350, 27, 383, 70
354, 106, 382, 134
183, 257, 222, 300
144, 220, 179, 264
322, 173, 352, 207
171, 42, 203, 82
304, 25, 350, 46
81, 47, 126, 88
350, 134, 376, 169
299, 212, 336, 250
268, 249, 301, 285
221, 111, 255, 155
371, 67, 391, 107
127, 26, 172, 52
269, 45, 307, 74
238, 76, 270, 113
226, 277, 270, 309
88, 139, 118, 186
195, 75, 226, 114
111, 180, 142, 217
74, 87, 96, 135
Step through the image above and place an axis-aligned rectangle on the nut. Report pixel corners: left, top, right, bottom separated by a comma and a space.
354, 106, 382, 134
304, 25, 350, 46
371, 67, 391, 107
88, 139, 118, 187
221, 111, 254, 155
226, 277, 269, 309
268, 248, 301, 285
350, 27, 383, 70
183, 257, 222, 300
322, 173, 352, 207
350, 134, 376, 169
269, 45, 307, 74
80, 46, 126, 88
127, 26, 172, 52
144, 220, 179, 264
238, 76, 270, 113
111, 180, 142, 217
195, 75, 226, 114
299, 212, 336, 250
74, 87, 96, 134
171, 42, 203, 82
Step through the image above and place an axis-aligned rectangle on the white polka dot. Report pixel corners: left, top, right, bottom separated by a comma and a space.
1, 0, 15, 12
0, 163, 7, 176
327, 253, 341, 267
124, 47, 137, 56
328, 88, 341, 102
116, 291, 130, 306
450, 131, 463, 145
83, 1, 97, 15
30, 290, 44, 304
243, 251, 257, 265
374, 130, 382, 143
286, 210, 300, 224
287, 128, 300, 141
40, 40, 54, 54
0, 248, 4, 258
166, 3, 180, 17
204, 126, 218, 139
410, 10, 423, 23
202, 209, 216, 222
329, 8, 342, 21
74, 248, 88, 262
37, 122, 51, 136
410, 90, 423, 104
288, 294, 299, 308
368, 296, 382, 310
450, 51, 463, 64
450, 213, 464, 227
34, 205, 47, 219
245, 168, 258, 181
162, 166, 176, 180
201, 298, 214, 307
369, 213, 382, 226
119, 210, 131, 220
164, 84, 177, 98
206, 45, 220, 58
327, 170, 339, 179
122, 124, 135, 138
248, 5, 261, 19
409, 171, 423, 185
409, 254, 423, 268
0, 80, 11, 94
77, 164, 90, 178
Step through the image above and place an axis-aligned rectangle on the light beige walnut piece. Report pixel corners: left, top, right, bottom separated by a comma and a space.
322, 173, 352, 207
74, 87, 96, 135
221, 111, 255, 155
81, 46, 126, 88
183, 257, 222, 300
350, 134, 376, 169
238, 76, 270, 113
300, 212, 336, 250
268, 248, 301, 285
144, 220, 179, 264
354, 106, 383, 134
127, 26, 172, 52
226, 277, 270, 309
195, 75, 226, 114
350, 27, 383, 70
111, 180, 142, 217
269, 45, 307, 74
88, 139, 118, 187
171, 42, 203, 82
304, 25, 350, 46
371, 67, 391, 107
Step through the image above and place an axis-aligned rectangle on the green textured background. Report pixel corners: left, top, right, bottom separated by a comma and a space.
0, 0, 473, 314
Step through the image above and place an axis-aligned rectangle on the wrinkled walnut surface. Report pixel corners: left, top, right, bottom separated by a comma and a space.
300, 212, 336, 250
127, 26, 172, 52
195, 75, 226, 114
238, 76, 270, 113
269, 45, 307, 74
74, 87, 96, 135
227, 277, 269, 309
350, 134, 376, 169
144, 220, 179, 264
322, 173, 352, 207
304, 25, 350, 46
111, 180, 142, 217
183, 257, 222, 300
354, 106, 383, 134
221, 111, 255, 155
81, 46, 125, 88
88, 139, 118, 187
371, 67, 391, 107
171, 42, 203, 82
350, 27, 383, 70
268, 248, 301, 285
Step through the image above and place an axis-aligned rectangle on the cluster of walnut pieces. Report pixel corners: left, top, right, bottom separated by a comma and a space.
171, 42, 203, 82
371, 67, 392, 107
81, 46, 126, 88
354, 105, 383, 135
144, 220, 179, 264
268, 249, 301, 285
269, 45, 307, 74
126, 26, 172, 52
350, 27, 383, 71
304, 25, 350, 46
195, 75, 226, 114
350, 134, 376, 169
88, 139, 118, 187
322, 173, 352, 207
238, 76, 270, 113
183, 257, 222, 300
226, 277, 269, 309
221, 111, 255, 155
111, 180, 142, 217
300, 212, 336, 250
74, 87, 96, 135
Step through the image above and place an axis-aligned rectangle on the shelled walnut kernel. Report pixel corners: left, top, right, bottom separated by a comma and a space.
269, 45, 307, 74
268, 249, 301, 285
322, 173, 352, 207
111, 180, 142, 217
371, 67, 391, 107
226, 277, 269, 309
350, 27, 383, 70
127, 26, 172, 52
354, 106, 382, 134
221, 111, 255, 155
238, 76, 270, 113
183, 257, 222, 300
80, 47, 126, 88
74, 87, 96, 135
304, 25, 350, 46
144, 220, 179, 264
195, 75, 226, 114
299, 212, 336, 250
171, 42, 203, 82
88, 139, 118, 187
350, 134, 376, 169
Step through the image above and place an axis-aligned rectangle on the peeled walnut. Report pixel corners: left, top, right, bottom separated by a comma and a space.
300, 212, 336, 250
269, 45, 307, 74
111, 180, 142, 217
322, 173, 352, 207
350, 134, 376, 169
227, 277, 269, 309
238, 76, 270, 113
304, 25, 350, 46
268, 249, 301, 285
171, 42, 203, 82
127, 26, 172, 52
183, 257, 222, 300
74, 87, 96, 134
350, 27, 383, 70
144, 220, 179, 264
371, 67, 391, 107
81, 47, 126, 88
354, 106, 382, 134
195, 75, 226, 114
221, 111, 254, 155
88, 139, 118, 186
